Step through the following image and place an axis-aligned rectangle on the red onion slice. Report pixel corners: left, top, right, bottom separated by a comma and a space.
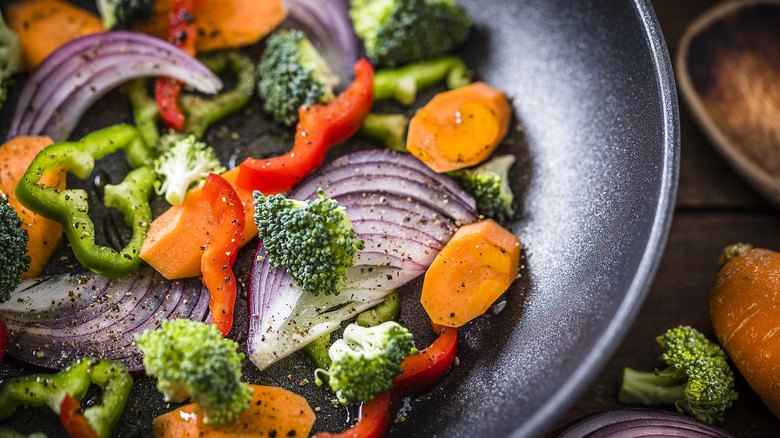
8, 31, 223, 141
556, 409, 735, 438
248, 149, 478, 370
283, 0, 358, 82
0, 268, 209, 372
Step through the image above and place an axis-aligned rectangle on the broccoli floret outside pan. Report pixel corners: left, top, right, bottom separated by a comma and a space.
449, 154, 516, 222
257, 29, 340, 126
618, 325, 738, 424
134, 319, 254, 425
314, 321, 416, 405
96, 0, 156, 30
253, 188, 364, 297
0, 195, 30, 302
153, 134, 225, 206
349, 0, 472, 67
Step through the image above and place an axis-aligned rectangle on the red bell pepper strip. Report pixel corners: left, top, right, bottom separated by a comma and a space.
155, 0, 198, 131
314, 390, 394, 438
393, 326, 458, 397
60, 394, 101, 438
0, 313, 6, 363
200, 173, 245, 336
236, 58, 374, 193
314, 327, 458, 438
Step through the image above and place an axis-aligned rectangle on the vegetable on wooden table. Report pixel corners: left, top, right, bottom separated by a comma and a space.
0, 136, 64, 279
710, 243, 780, 420
406, 82, 512, 173
138, 0, 287, 52
139, 167, 257, 280
5, 0, 103, 71
153, 384, 315, 438
421, 218, 521, 327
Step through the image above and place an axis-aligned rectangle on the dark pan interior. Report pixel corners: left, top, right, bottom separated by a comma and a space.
0, 0, 678, 437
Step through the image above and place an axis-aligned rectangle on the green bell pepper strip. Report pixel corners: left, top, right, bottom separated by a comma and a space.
303, 291, 400, 372
129, 50, 256, 147
14, 124, 155, 278
0, 357, 133, 438
373, 56, 471, 106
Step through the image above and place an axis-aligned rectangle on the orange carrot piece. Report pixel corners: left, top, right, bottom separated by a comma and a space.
710, 246, 780, 420
421, 219, 521, 327
138, 0, 287, 52
153, 385, 315, 438
406, 82, 512, 173
0, 136, 64, 278
140, 168, 258, 280
6, 0, 104, 71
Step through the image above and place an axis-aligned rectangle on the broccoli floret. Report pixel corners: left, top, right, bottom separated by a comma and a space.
0, 195, 30, 302
358, 113, 409, 151
257, 29, 340, 126
449, 154, 515, 221
374, 56, 471, 105
134, 319, 254, 425
314, 321, 416, 404
349, 0, 472, 67
96, 0, 156, 30
0, 11, 21, 110
618, 325, 738, 424
253, 188, 363, 296
153, 134, 225, 206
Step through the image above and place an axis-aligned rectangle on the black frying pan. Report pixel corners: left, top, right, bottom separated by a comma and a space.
0, 0, 678, 436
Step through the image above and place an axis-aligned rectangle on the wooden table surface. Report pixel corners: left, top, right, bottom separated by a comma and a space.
546, 1, 780, 436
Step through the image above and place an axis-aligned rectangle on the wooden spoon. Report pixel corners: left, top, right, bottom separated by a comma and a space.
677, 0, 780, 207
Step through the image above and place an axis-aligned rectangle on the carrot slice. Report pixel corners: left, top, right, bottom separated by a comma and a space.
6, 0, 104, 71
421, 219, 521, 327
139, 168, 258, 280
406, 82, 512, 173
153, 385, 315, 438
138, 0, 287, 52
710, 247, 780, 420
0, 136, 64, 278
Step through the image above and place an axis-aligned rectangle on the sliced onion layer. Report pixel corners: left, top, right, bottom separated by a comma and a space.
8, 31, 223, 142
248, 149, 478, 370
557, 409, 735, 438
283, 0, 358, 83
0, 268, 209, 372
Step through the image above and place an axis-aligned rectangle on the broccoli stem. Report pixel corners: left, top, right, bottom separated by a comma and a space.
373, 56, 471, 106
358, 113, 409, 151
618, 367, 687, 407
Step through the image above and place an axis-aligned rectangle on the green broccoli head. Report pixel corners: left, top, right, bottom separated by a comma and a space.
96, 0, 156, 30
134, 319, 254, 425
257, 29, 340, 126
153, 134, 225, 206
253, 188, 364, 296
449, 154, 516, 222
618, 325, 738, 424
349, 0, 472, 67
315, 321, 416, 404
0, 195, 30, 302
